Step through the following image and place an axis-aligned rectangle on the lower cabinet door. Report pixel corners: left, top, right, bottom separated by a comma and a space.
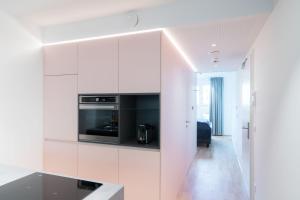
119, 148, 160, 200
44, 140, 77, 177
78, 143, 118, 183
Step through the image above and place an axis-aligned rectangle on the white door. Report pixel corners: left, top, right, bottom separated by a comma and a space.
186, 71, 197, 168
239, 55, 251, 195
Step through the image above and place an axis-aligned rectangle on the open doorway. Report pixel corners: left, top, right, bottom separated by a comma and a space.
196, 71, 237, 141
192, 65, 251, 200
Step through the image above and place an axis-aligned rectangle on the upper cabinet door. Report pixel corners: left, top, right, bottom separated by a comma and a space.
44, 75, 78, 141
44, 44, 77, 75
119, 32, 161, 93
78, 38, 118, 93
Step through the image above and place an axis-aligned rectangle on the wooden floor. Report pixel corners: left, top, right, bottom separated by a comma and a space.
177, 136, 249, 200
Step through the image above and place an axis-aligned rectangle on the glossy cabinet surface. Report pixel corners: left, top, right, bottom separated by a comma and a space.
44, 44, 77, 75
44, 75, 78, 141
42, 31, 196, 200
78, 143, 119, 183
119, 148, 160, 200
44, 140, 78, 177
119, 32, 161, 93
78, 38, 118, 93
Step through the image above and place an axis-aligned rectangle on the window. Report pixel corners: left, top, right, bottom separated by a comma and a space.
197, 83, 211, 122
202, 85, 210, 105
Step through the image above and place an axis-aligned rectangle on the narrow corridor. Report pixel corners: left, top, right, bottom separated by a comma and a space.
178, 136, 249, 200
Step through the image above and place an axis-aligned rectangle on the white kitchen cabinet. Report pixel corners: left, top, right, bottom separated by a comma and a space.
78, 38, 119, 93
44, 43, 77, 75
44, 140, 77, 177
44, 75, 78, 141
42, 30, 196, 200
119, 32, 161, 93
78, 143, 119, 183
119, 148, 160, 200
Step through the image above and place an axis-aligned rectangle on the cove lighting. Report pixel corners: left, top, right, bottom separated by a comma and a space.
43, 28, 164, 46
162, 29, 198, 72
42, 28, 197, 72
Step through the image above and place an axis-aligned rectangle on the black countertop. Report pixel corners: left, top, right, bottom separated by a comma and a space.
0, 173, 102, 200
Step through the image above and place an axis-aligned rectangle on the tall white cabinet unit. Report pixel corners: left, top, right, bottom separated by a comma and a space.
43, 43, 79, 177
43, 31, 197, 200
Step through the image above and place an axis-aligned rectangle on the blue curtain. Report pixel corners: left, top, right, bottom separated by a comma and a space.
210, 77, 224, 136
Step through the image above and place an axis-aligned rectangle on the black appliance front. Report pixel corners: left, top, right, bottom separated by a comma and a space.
0, 173, 102, 200
78, 95, 120, 144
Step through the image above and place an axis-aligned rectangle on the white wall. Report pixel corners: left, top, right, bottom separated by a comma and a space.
251, 0, 300, 199
0, 11, 43, 170
161, 33, 197, 200
197, 72, 237, 136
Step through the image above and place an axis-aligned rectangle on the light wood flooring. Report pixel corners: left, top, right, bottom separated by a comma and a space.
177, 136, 249, 200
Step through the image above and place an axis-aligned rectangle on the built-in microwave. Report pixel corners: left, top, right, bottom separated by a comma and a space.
78, 95, 120, 144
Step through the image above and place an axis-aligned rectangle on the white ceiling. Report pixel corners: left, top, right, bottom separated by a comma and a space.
0, 0, 270, 73
168, 14, 269, 73
0, 0, 174, 26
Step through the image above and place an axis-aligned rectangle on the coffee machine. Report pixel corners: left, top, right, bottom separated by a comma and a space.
136, 124, 154, 144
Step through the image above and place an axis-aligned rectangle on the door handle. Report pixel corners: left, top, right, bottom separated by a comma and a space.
186, 121, 190, 128
242, 123, 250, 139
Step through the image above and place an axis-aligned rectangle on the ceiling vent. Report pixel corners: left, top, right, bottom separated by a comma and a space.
209, 50, 220, 66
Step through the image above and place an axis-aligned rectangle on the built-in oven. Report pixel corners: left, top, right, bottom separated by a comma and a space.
78, 95, 120, 144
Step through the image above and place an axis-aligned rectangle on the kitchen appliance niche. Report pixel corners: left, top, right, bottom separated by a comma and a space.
120, 94, 160, 149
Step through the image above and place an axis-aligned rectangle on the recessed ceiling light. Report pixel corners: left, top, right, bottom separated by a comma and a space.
211, 43, 217, 47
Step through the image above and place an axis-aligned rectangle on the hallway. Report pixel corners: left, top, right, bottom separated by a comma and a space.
178, 136, 249, 200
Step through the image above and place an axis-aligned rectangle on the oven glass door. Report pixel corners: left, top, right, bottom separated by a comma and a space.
79, 104, 119, 138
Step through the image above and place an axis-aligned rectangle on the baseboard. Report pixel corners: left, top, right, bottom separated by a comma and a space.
233, 146, 250, 199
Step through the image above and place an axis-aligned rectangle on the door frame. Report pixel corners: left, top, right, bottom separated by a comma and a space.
249, 50, 256, 200
241, 49, 255, 200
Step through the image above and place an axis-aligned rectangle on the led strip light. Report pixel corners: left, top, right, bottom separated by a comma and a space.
162, 29, 197, 72
43, 28, 197, 72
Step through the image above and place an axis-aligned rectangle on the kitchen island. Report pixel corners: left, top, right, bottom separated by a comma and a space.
0, 165, 124, 200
